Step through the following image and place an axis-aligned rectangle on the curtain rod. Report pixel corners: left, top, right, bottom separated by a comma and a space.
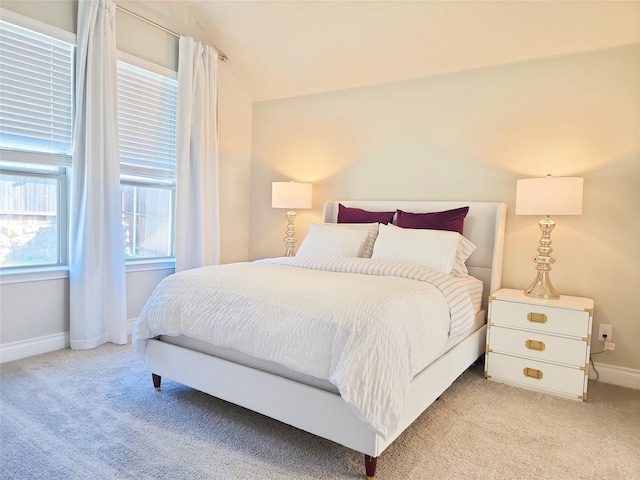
115, 5, 228, 62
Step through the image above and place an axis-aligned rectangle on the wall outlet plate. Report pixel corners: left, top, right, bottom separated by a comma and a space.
598, 324, 613, 342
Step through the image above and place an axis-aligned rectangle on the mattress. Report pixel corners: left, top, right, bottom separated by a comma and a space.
157, 273, 485, 395
158, 309, 485, 395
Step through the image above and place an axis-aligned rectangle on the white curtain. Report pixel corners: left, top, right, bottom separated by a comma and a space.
69, 0, 127, 349
175, 36, 220, 272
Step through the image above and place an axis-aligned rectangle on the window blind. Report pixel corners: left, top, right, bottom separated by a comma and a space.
0, 20, 74, 164
117, 60, 177, 182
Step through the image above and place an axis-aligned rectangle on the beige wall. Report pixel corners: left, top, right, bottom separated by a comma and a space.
0, 1, 253, 350
251, 45, 640, 371
0, 0, 77, 32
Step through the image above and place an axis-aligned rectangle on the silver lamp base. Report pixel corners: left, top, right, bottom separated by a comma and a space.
524, 271, 559, 299
524, 215, 560, 300
283, 209, 297, 257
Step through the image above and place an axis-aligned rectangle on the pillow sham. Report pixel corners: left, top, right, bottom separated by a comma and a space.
337, 204, 395, 224
396, 206, 469, 235
316, 222, 379, 258
371, 223, 475, 275
297, 223, 371, 258
452, 234, 476, 275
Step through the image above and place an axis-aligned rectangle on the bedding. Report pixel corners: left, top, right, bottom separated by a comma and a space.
133, 256, 476, 438
453, 274, 484, 314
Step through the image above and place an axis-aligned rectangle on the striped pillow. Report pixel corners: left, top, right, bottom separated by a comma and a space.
298, 223, 379, 258
371, 223, 476, 274
453, 234, 476, 275
320, 222, 379, 258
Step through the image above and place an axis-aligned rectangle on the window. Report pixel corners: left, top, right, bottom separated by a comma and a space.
0, 19, 74, 269
116, 57, 177, 261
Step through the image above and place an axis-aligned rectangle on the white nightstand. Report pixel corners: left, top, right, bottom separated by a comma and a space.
484, 288, 594, 400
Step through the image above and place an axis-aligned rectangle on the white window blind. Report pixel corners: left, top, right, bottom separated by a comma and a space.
0, 17, 73, 270
117, 60, 177, 183
0, 20, 74, 164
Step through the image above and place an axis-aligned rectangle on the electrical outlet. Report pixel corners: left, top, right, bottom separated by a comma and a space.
598, 324, 613, 342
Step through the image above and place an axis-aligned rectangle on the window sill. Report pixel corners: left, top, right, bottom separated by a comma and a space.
125, 258, 175, 273
0, 266, 69, 285
0, 259, 175, 284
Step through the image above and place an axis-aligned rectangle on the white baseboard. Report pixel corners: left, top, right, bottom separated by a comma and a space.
1, 319, 138, 364
593, 362, 640, 390
0, 332, 69, 363
127, 317, 137, 335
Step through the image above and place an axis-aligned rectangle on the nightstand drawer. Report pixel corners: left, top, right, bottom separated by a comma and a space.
486, 352, 586, 399
490, 300, 590, 338
488, 326, 588, 368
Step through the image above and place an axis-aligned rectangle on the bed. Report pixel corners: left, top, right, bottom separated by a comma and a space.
132, 200, 507, 478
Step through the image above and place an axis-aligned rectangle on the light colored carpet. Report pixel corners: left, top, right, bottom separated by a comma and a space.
1, 342, 638, 479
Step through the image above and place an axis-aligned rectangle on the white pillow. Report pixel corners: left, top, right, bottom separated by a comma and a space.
297, 223, 371, 258
371, 223, 475, 274
325, 222, 379, 258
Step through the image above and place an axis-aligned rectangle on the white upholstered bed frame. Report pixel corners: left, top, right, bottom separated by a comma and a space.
143, 200, 507, 478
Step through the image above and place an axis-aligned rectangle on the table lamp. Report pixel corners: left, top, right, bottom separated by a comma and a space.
272, 181, 312, 256
515, 175, 583, 299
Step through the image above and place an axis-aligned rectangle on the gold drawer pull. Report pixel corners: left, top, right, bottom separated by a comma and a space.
527, 312, 547, 324
525, 339, 546, 351
523, 367, 544, 380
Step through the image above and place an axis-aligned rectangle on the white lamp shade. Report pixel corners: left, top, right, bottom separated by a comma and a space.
272, 181, 312, 209
516, 177, 583, 216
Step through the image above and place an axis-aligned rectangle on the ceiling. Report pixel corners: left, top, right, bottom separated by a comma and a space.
178, 1, 639, 102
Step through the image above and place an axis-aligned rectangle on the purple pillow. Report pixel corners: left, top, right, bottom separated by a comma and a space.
337, 204, 395, 224
396, 206, 469, 235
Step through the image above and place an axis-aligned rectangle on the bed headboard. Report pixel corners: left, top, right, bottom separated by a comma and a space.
322, 201, 507, 311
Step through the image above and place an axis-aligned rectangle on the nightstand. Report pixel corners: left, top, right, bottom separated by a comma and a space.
484, 288, 594, 400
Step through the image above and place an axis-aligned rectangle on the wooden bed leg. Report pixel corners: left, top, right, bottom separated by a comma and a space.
152, 373, 161, 391
365, 454, 377, 479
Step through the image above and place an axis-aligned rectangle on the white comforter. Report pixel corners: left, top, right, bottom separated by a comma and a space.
132, 257, 475, 438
